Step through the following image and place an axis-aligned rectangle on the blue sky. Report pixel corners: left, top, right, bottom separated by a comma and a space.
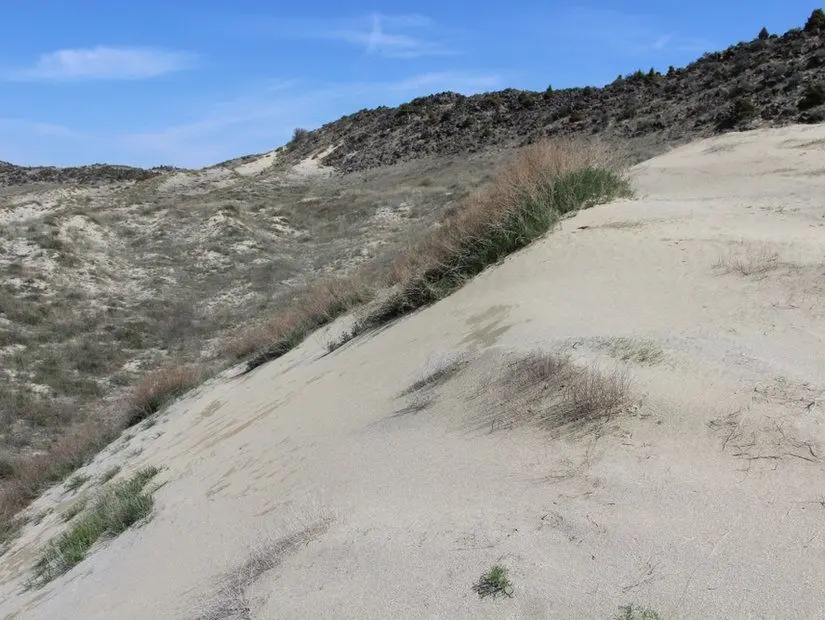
0, 1, 821, 168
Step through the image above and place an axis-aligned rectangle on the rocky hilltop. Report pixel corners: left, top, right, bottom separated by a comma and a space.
282, 16, 825, 172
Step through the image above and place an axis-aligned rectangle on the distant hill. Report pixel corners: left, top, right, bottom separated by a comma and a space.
0, 161, 160, 188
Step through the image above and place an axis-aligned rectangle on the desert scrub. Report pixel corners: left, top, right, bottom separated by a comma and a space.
473, 565, 514, 599
28, 466, 161, 588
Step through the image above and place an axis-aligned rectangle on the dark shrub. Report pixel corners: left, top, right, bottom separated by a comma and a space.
798, 82, 825, 110
805, 8, 825, 32
758, 27, 770, 40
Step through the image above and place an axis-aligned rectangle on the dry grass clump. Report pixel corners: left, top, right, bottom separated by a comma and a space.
224, 277, 373, 371
126, 364, 204, 426
493, 351, 632, 434
714, 243, 782, 276
362, 141, 630, 328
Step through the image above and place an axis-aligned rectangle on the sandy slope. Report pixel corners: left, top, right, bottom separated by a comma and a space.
2, 124, 825, 619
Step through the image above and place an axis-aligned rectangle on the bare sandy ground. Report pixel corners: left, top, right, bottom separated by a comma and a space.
2, 124, 825, 619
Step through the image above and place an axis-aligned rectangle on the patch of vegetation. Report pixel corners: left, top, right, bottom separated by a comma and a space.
804, 8, 825, 33
126, 364, 203, 426
596, 337, 665, 365
473, 565, 514, 599
0, 518, 23, 556
236, 278, 372, 371
0, 458, 16, 480
758, 27, 770, 40
360, 145, 630, 332
61, 498, 88, 522
492, 351, 632, 435
617, 603, 664, 620
725, 96, 758, 127
100, 465, 121, 484
28, 466, 161, 588
64, 473, 90, 494
798, 82, 825, 111
714, 243, 781, 276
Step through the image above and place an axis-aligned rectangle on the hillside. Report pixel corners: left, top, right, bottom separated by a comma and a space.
2, 122, 824, 619
0, 9, 825, 618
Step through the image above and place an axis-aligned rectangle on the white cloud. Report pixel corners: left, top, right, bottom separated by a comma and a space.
11, 46, 196, 81
234, 13, 454, 59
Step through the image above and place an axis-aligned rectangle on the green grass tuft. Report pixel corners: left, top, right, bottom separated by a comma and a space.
473, 565, 514, 599
64, 474, 90, 494
29, 466, 161, 588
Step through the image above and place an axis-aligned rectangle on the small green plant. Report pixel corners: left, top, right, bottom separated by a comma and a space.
29, 466, 161, 588
473, 565, 514, 599
100, 465, 121, 484
617, 603, 664, 620
758, 26, 770, 40
64, 474, 90, 494
805, 8, 825, 33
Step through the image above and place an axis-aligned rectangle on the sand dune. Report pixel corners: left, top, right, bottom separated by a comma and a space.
2, 124, 825, 619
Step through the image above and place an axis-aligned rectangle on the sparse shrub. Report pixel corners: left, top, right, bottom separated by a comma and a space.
29, 466, 160, 588
290, 127, 310, 144
798, 82, 825, 110
494, 351, 632, 434
725, 96, 758, 127
805, 8, 825, 33
758, 27, 770, 40
517, 92, 536, 108
545, 84, 553, 94
666, 66, 676, 77
126, 365, 203, 426
473, 565, 513, 599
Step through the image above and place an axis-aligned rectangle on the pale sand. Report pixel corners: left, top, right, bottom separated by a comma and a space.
2, 124, 825, 619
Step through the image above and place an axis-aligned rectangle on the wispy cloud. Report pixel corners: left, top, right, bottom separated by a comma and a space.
10, 46, 196, 81
558, 8, 712, 57
231, 13, 454, 59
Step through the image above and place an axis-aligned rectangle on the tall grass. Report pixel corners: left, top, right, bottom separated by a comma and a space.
362, 141, 630, 328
